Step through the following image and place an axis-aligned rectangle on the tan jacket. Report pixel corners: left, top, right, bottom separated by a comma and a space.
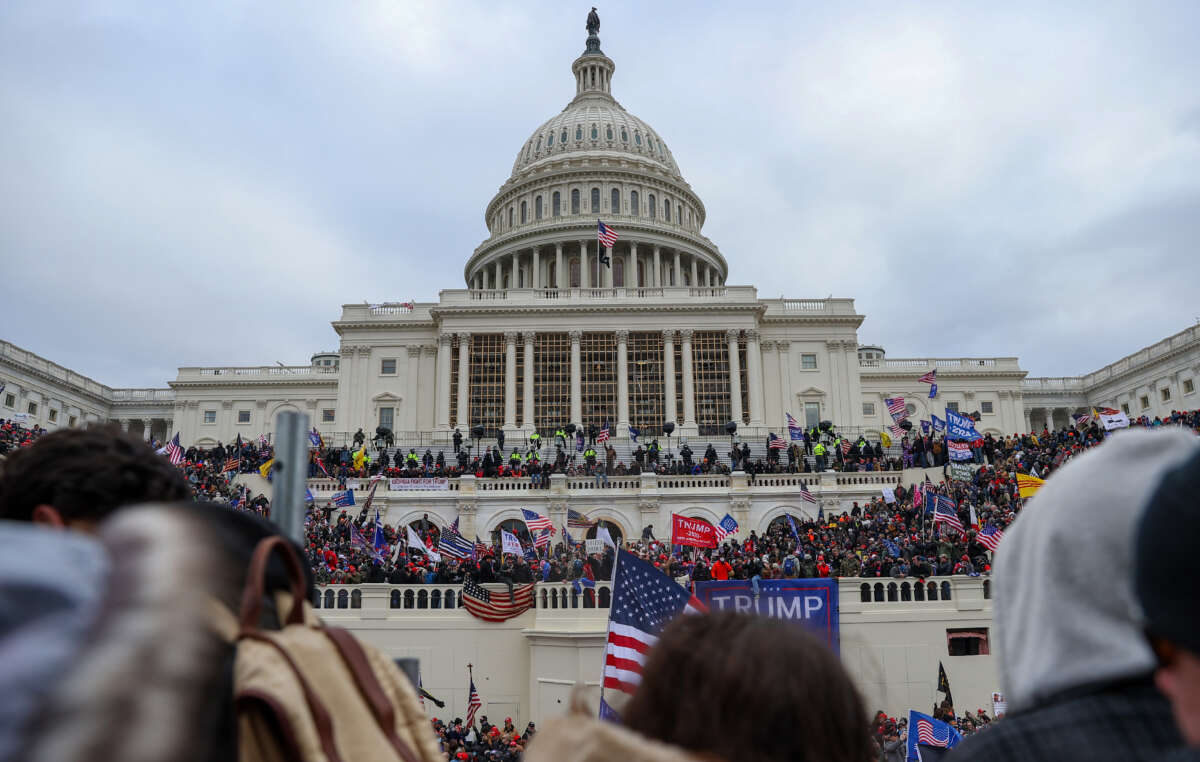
524, 714, 717, 762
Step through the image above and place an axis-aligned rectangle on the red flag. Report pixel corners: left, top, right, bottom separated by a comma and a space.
671, 513, 718, 548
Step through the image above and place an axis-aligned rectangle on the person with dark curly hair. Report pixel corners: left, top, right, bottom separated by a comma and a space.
0, 424, 191, 529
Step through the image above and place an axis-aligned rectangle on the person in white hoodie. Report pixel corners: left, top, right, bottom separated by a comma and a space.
953, 428, 1198, 762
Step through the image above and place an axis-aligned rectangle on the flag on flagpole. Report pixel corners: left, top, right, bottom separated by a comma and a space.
799, 482, 816, 504
165, 433, 184, 465
596, 422, 611, 443
885, 397, 907, 421
713, 513, 739, 542
597, 219, 619, 252
929, 382, 938, 399
768, 433, 787, 449
786, 413, 803, 441
331, 489, 355, 507
533, 528, 552, 549
521, 508, 555, 534
221, 457, 240, 474
977, 523, 1004, 552
466, 669, 482, 727
786, 514, 802, 543
918, 369, 937, 384
933, 496, 964, 533
462, 579, 535, 622
258, 458, 275, 478
309, 427, 323, 448
372, 508, 387, 560
1017, 473, 1045, 498
567, 508, 596, 529
627, 425, 640, 442
908, 710, 962, 759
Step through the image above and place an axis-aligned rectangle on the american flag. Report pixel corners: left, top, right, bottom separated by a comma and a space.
800, 482, 816, 504
567, 508, 596, 529
596, 422, 611, 443
462, 579, 535, 622
918, 369, 937, 384
165, 433, 184, 465
885, 397, 907, 421
221, 457, 240, 474
521, 508, 555, 534
533, 528, 552, 549
603, 550, 706, 701
840, 439, 851, 455
465, 674, 482, 727
768, 433, 787, 449
888, 424, 904, 438
713, 513, 739, 542
474, 536, 491, 557
1097, 406, 1120, 416
258, 434, 269, 448
597, 219, 619, 248
977, 522, 1004, 552
1073, 411, 1093, 427
315, 456, 331, 478
933, 496, 964, 533
438, 520, 476, 560
911, 711, 962, 750
786, 412, 803, 440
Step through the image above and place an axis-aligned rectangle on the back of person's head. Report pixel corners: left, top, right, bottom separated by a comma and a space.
623, 610, 872, 762
0, 425, 191, 527
994, 428, 1200, 713
1136, 446, 1200, 745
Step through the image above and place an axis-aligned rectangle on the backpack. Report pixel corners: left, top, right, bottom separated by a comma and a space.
783, 556, 796, 576
209, 536, 444, 762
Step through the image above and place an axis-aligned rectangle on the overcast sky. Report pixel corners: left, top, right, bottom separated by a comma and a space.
2, 1, 1198, 388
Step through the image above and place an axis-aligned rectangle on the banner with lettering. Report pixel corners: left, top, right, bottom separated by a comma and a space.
945, 408, 982, 441
947, 440, 973, 461
671, 513, 718, 548
388, 477, 451, 491
695, 579, 839, 653
948, 462, 974, 482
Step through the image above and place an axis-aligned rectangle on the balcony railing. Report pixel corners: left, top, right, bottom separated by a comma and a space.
860, 357, 1022, 371
176, 365, 340, 381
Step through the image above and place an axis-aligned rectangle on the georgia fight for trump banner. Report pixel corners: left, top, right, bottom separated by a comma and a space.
694, 578, 839, 653
671, 513, 718, 548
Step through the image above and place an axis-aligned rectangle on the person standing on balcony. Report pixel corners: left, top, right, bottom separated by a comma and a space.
814, 440, 827, 471
452, 428, 462, 453
497, 429, 505, 453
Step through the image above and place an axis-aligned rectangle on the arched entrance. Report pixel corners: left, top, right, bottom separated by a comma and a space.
585, 520, 624, 546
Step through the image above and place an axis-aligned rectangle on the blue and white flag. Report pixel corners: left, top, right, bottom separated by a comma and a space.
786, 412, 804, 441
883, 539, 902, 558
945, 408, 982, 441
921, 419, 931, 434
331, 489, 355, 507
930, 415, 947, 434
572, 577, 596, 594
928, 382, 938, 399
786, 514, 802, 543
627, 425, 639, 442
304, 488, 314, 503
906, 710, 962, 760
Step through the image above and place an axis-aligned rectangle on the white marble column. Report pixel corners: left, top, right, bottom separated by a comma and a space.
746, 329, 765, 426
405, 346, 421, 431
1023, 408, 1032, 433
579, 241, 589, 288
522, 332, 535, 430
777, 340, 792, 420
555, 243, 564, 288
120, 419, 131, 432
532, 246, 540, 290
680, 329, 696, 430
142, 418, 153, 441
511, 252, 520, 289
569, 331, 583, 424
652, 246, 661, 288
690, 256, 698, 288
504, 331, 518, 429
616, 330, 629, 430
663, 330, 677, 425
728, 329, 744, 423
630, 243, 639, 288
456, 333, 470, 429
436, 334, 452, 429
673, 250, 681, 287
493, 260, 502, 290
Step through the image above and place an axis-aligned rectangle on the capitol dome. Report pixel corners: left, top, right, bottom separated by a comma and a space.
466, 18, 725, 292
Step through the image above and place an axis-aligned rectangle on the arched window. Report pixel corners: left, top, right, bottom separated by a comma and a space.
614, 257, 625, 287
575, 125, 582, 141
560, 128, 568, 144
927, 582, 939, 601
571, 189, 580, 215
900, 582, 912, 601
337, 589, 349, 609
611, 188, 620, 213
634, 131, 642, 146
873, 583, 884, 602
860, 583, 871, 603
323, 589, 335, 608
546, 132, 553, 147
664, 199, 671, 222
508, 207, 514, 228
390, 590, 402, 608
630, 190, 639, 216
404, 589, 415, 609
941, 581, 953, 600
621, 128, 628, 142
445, 590, 456, 609
590, 124, 598, 140
914, 582, 926, 601
535, 196, 542, 220
417, 589, 428, 609
599, 587, 612, 607
552, 192, 561, 217
535, 135, 542, 151
569, 259, 581, 287
520, 200, 527, 224
351, 589, 362, 609
887, 583, 898, 602
431, 589, 442, 609
605, 125, 613, 140
585, 520, 624, 546
591, 188, 600, 213
648, 194, 656, 219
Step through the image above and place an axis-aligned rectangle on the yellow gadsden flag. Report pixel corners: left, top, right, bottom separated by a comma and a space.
1017, 473, 1045, 498
880, 430, 892, 448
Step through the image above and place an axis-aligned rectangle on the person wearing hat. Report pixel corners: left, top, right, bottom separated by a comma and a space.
1136, 446, 1200, 747
954, 429, 1198, 762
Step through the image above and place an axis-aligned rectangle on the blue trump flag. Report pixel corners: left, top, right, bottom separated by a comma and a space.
945, 408, 982, 441
906, 710, 962, 761
930, 415, 946, 434
695, 579, 839, 653
786, 514, 802, 543
883, 539, 902, 558
928, 382, 938, 399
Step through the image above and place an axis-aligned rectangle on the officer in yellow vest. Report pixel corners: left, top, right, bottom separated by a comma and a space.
529, 430, 541, 451
813, 441, 827, 471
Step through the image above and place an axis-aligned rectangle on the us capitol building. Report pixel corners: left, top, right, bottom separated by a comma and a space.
4, 13, 1200, 722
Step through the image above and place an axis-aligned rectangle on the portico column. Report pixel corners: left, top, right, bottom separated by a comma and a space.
532, 246, 540, 290
673, 250, 681, 287
616, 330, 630, 431
504, 332, 518, 429
555, 243, 564, 288
652, 246, 661, 287
142, 418, 153, 441
405, 346, 421, 431
580, 241, 590, 288
569, 331, 583, 425
436, 334, 452, 429
663, 330, 678, 426
456, 333, 471, 429
690, 256, 698, 288
1023, 409, 1032, 433
777, 340, 792, 423
746, 329, 765, 426
630, 243, 639, 288
680, 329, 696, 430
511, 251, 520, 289
120, 419, 131, 432
727, 329, 744, 424
522, 332, 535, 430
494, 259, 502, 291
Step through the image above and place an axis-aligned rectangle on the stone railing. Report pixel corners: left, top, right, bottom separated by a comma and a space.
1081, 324, 1200, 389
759, 297, 858, 316
860, 357, 1022, 371
176, 365, 340, 381
442, 285, 759, 306
1022, 377, 1085, 392
111, 388, 176, 402
0, 340, 112, 398
313, 582, 614, 616
838, 576, 991, 614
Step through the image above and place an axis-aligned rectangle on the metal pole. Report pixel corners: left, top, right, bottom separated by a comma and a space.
273, 410, 310, 545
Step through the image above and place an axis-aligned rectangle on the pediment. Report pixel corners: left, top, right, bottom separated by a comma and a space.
372, 392, 403, 402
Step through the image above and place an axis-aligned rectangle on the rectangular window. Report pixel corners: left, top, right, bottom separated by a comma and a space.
380, 359, 397, 375
804, 402, 820, 429
322, 409, 335, 423
628, 332, 664, 435
27, 402, 37, 415
203, 410, 216, 424
1141, 396, 1150, 410
1185, 378, 1195, 395
534, 333, 570, 434
801, 353, 817, 370
581, 333, 617, 434
692, 331, 732, 436
947, 628, 990, 656
68, 416, 77, 427
947, 402, 960, 413
1160, 387, 1171, 402
48, 409, 58, 422
862, 402, 875, 417
450, 337, 461, 427
378, 407, 394, 429
981, 401, 994, 414
468, 334, 505, 437
237, 410, 251, 424
3, 393, 13, 408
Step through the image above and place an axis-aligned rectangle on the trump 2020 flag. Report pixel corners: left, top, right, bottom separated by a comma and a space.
500, 529, 523, 556
906, 710, 961, 761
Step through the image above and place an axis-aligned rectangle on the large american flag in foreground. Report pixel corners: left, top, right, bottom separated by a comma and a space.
602, 550, 706, 709
462, 579, 535, 623
908, 710, 962, 757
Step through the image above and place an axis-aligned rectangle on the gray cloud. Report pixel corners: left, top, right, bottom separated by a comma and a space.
1, 0, 1198, 386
